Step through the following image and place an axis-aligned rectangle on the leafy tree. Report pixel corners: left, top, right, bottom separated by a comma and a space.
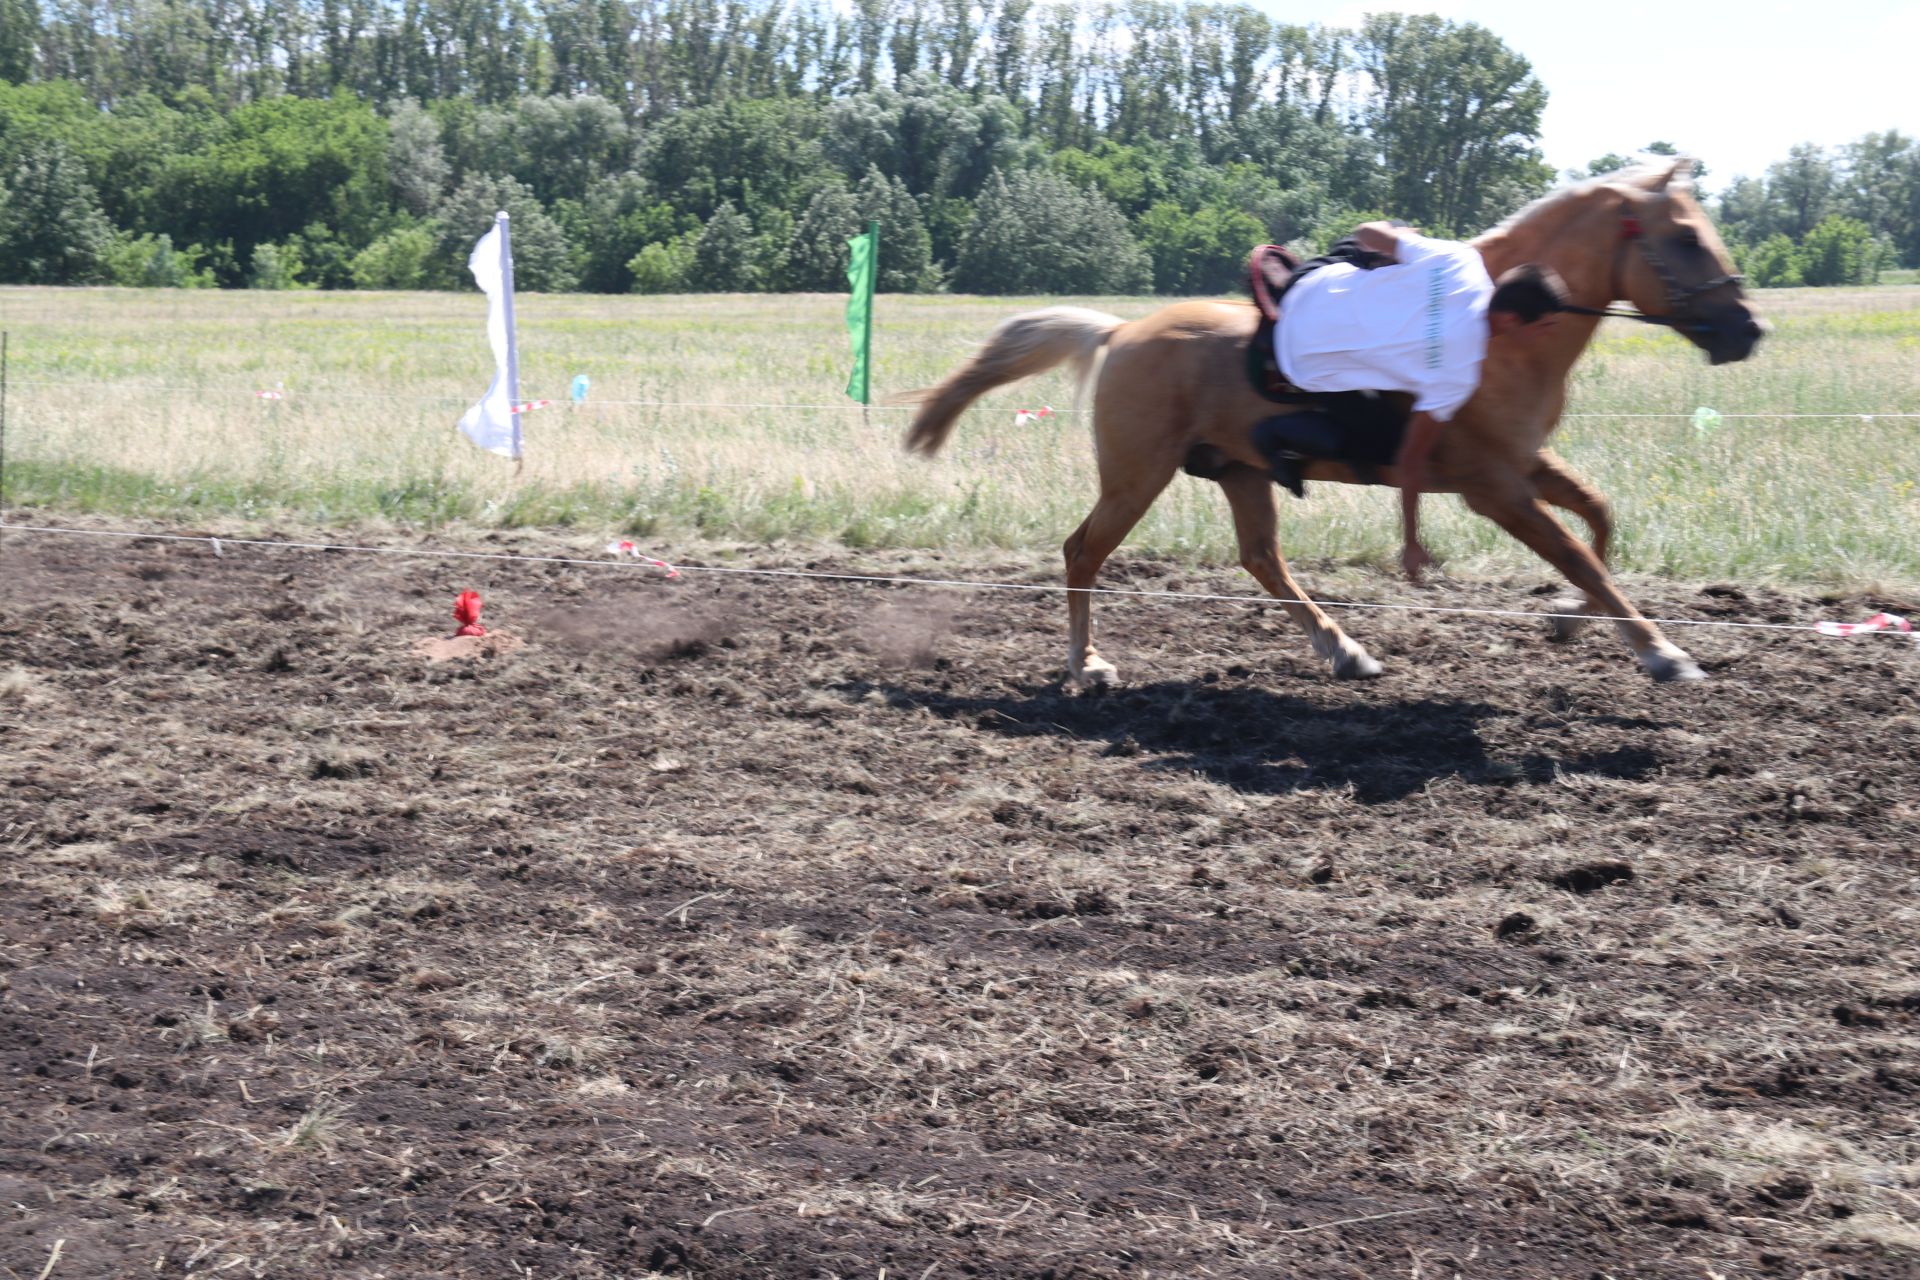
12, 0, 1918, 295
687, 199, 760, 291
823, 72, 1030, 201
387, 100, 450, 217
1715, 175, 1777, 245
628, 234, 698, 293
150, 94, 390, 284
291, 222, 364, 289
103, 231, 217, 287
1766, 143, 1835, 240
1799, 215, 1879, 286
556, 172, 696, 294
0, 140, 115, 283
1837, 130, 1919, 268
853, 165, 939, 291
1048, 140, 1176, 217
351, 224, 440, 289
1741, 234, 1805, 288
1136, 199, 1264, 294
1352, 13, 1550, 234
248, 240, 312, 289
509, 95, 632, 204
779, 184, 862, 291
641, 98, 834, 224
441, 94, 636, 206
0, 0, 37, 85
434, 173, 578, 292
952, 169, 1150, 294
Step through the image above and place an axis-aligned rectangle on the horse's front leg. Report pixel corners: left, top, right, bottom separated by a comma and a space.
1461, 470, 1704, 682
1215, 464, 1381, 678
1529, 449, 1614, 642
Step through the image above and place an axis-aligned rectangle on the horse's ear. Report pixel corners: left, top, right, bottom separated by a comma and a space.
1656, 157, 1697, 193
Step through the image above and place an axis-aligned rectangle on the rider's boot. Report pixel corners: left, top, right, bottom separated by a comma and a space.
1251, 411, 1343, 499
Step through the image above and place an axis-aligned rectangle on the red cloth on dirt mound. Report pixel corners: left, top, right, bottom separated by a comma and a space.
452, 591, 488, 637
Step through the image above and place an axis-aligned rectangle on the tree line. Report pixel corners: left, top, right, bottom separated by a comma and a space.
0, 0, 1910, 294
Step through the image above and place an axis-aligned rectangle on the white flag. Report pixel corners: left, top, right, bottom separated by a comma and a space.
458, 217, 519, 457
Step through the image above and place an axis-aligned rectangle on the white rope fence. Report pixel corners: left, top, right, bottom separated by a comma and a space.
6, 520, 1914, 645
5, 377, 1919, 419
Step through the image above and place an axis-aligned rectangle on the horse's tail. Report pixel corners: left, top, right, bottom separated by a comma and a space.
902, 306, 1124, 457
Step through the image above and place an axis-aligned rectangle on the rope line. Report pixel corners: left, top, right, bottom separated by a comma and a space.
4, 379, 1917, 420
3, 380, 923, 412
5, 520, 1903, 641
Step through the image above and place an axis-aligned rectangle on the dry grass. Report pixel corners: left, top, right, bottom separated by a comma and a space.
2, 283, 1917, 584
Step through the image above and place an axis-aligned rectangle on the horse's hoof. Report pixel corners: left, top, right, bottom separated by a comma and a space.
1072, 656, 1119, 689
1544, 597, 1591, 643
1644, 648, 1707, 683
1334, 650, 1383, 680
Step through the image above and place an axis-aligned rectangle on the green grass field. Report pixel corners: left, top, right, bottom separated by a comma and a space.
3, 283, 1918, 585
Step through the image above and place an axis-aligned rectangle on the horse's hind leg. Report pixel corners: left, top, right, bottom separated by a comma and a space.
1530, 450, 1613, 642
1216, 465, 1382, 679
1063, 468, 1175, 688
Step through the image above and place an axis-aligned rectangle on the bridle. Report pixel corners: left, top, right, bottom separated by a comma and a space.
1557, 212, 1745, 336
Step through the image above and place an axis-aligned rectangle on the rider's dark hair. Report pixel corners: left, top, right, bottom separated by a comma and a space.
1490, 264, 1570, 323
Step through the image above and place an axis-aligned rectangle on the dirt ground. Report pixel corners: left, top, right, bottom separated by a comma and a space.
3, 518, 1918, 1280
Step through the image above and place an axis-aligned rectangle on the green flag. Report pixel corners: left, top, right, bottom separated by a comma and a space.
844, 221, 878, 404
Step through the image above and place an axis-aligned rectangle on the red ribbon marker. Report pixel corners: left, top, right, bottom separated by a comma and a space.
452, 590, 488, 636
1814, 612, 1915, 644
606, 541, 681, 579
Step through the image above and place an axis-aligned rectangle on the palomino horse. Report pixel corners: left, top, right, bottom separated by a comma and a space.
905, 159, 1764, 685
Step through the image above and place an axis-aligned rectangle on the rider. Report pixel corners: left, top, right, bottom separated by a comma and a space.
1257, 221, 1568, 582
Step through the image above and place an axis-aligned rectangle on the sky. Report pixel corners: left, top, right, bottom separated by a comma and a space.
1296, 1, 1919, 190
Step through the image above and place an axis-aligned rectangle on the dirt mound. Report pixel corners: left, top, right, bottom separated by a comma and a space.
414, 629, 528, 662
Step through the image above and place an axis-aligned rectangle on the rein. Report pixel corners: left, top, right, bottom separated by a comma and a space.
1557, 214, 1743, 335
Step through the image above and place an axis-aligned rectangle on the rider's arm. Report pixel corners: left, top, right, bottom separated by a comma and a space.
1353, 221, 1444, 263
1351, 221, 1405, 261
1395, 411, 1446, 583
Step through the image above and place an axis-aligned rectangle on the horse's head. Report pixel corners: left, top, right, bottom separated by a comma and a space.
1614, 159, 1766, 365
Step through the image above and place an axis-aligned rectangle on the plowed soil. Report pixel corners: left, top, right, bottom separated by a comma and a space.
3, 520, 1918, 1280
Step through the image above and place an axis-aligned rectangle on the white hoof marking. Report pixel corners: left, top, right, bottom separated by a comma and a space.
1334, 650, 1383, 680
1072, 656, 1119, 689
1643, 646, 1707, 683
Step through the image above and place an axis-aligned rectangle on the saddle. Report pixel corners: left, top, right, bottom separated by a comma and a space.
1230, 243, 1415, 483
1244, 245, 1316, 405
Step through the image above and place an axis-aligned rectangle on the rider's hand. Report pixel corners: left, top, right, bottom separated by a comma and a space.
1401, 540, 1435, 585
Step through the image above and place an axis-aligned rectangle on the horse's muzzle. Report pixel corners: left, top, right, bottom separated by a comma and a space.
1703, 308, 1768, 365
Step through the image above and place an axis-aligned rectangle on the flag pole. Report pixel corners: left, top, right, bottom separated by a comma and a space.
496, 212, 523, 475
862, 220, 877, 430
0, 331, 9, 548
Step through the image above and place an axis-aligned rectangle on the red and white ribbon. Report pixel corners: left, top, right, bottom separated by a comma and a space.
255, 389, 286, 401
1815, 612, 1916, 643
1013, 405, 1054, 425
606, 541, 681, 579
511, 400, 552, 414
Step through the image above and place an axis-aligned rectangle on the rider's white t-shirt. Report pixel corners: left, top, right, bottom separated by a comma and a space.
1274, 234, 1495, 423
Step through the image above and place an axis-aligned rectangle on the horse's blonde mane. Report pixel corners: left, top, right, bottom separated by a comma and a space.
1475, 158, 1695, 245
